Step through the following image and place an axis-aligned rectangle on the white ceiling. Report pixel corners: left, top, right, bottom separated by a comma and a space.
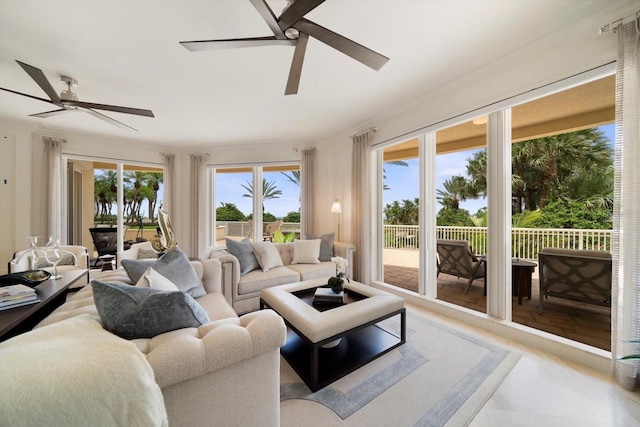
0, 1, 636, 147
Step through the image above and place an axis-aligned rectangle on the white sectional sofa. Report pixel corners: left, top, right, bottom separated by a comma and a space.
209, 240, 355, 314
2, 257, 287, 427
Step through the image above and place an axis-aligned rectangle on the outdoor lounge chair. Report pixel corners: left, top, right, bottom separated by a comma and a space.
538, 247, 612, 313
436, 239, 486, 293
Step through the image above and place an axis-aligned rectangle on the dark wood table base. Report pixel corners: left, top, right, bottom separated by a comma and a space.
276, 307, 406, 392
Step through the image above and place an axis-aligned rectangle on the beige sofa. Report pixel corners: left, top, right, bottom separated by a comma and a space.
31, 258, 287, 427
208, 241, 355, 314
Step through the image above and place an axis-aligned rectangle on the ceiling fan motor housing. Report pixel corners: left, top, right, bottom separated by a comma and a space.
60, 75, 78, 101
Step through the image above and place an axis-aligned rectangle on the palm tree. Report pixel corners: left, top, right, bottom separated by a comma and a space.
94, 170, 117, 222
241, 178, 283, 211
280, 171, 300, 186
383, 160, 409, 190
384, 198, 419, 225
463, 128, 612, 213
514, 129, 611, 209
437, 176, 470, 209
146, 172, 164, 223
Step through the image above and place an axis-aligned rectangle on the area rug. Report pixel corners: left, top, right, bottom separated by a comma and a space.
280, 310, 521, 427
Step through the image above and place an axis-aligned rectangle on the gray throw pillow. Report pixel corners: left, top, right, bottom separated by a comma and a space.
305, 233, 335, 261
225, 238, 260, 275
138, 248, 158, 259
92, 281, 210, 339
122, 246, 206, 298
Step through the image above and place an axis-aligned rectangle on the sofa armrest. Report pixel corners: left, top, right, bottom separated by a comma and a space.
207, 250, 239, 305
144, 309, 286, 389
199, 258, 222, 294
334, 242, 356, 278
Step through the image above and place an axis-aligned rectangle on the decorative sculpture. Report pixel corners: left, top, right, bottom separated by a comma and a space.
151, 210, 177, 254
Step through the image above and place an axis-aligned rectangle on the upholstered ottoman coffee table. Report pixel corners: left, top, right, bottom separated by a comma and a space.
261, 278, 405, 392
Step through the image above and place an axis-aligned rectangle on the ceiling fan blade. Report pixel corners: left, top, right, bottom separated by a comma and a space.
249, 0, 286, 39
292, 19, 389, 71
285, 33, 309, 96
63, 100, 154, 117
278, 0, 325, 30
80, 108, 138, 131
29, 108, 72, 118
1, 87, 56, 105
15, 60, 63, 106
180, 36, 295, 51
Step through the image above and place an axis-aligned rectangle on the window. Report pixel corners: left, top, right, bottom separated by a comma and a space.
213, 164, 300, 244
373, 72, 615, 351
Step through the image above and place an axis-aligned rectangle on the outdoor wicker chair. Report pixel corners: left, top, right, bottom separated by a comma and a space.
436, 239, 486, 293
538, 248, 612, 313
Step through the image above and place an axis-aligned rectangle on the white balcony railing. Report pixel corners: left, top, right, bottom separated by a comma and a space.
384, 224, 612, 260
217, 221, 612, 261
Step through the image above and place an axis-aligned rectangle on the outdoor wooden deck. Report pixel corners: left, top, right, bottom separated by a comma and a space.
383, 249, 611, 351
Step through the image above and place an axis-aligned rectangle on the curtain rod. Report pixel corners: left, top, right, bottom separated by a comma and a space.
598, 9, 640, 34
350, 126, 377, 139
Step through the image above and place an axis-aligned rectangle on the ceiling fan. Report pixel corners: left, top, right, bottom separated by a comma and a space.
0, 60, 154, 131
179, 0, 389, 95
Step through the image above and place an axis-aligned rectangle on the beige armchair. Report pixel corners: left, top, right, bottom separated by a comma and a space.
8, 245, 90, 286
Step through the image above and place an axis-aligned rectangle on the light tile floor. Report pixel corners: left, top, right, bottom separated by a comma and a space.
407, 302, 640, 427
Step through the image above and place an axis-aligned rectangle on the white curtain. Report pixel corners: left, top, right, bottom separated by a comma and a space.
611, 18, 640, 391
300, 148, 315, 236
351, 130, 374, 283
189, 154, 207, 259
161, 153, 175, 217
42, 136, 65, 243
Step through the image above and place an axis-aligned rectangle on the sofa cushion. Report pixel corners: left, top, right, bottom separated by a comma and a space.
286, 262, 336, 281
237, 266, 300, 296
250, 241, 284, 272
122, 246, 206, 298
291, 239, 321, 264
92, 281, 210, 339
135, 267, 180, 292
225, 238, 260, 275
305, 233, 334, 261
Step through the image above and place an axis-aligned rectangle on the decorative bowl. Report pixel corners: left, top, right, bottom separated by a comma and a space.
0, 270, 52, 287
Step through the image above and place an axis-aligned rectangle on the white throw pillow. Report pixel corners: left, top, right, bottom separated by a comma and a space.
291, 239, 321, 264
135, 267, 180, 292
250, 241, 284, 272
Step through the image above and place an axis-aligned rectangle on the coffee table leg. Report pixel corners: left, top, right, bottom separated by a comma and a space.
311, 344, 319, 390
401, 309, 406, 344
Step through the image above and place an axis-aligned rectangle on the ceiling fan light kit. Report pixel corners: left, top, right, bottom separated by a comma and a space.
0, 60, 154, 131
179, 0, 390, 95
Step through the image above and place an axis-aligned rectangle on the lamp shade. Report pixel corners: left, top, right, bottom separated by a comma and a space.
330, 199, 342, 214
